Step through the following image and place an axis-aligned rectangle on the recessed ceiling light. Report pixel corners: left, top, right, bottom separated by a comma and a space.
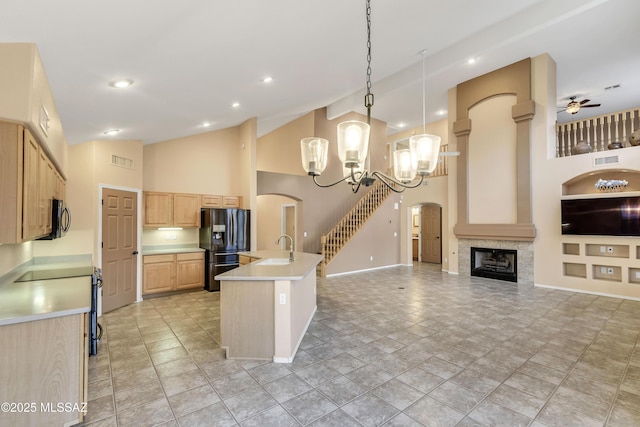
397, 122, 406, 128
109, 79, 134, 88
436, 109, 447, 116
232, 102, 240, 108
467, 57, 476, 65
262, 76, 273, 83
201, 121, 212, 127
103, 129, 120, 136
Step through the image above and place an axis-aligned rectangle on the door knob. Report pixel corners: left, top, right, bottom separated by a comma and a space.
132, 250, 139, 255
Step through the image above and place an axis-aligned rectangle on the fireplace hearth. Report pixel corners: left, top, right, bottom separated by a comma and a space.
471, 247, 517, 283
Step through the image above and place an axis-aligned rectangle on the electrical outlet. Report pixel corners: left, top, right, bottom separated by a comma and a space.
279, 293, 286, 305
171, 233, 177, 240
636, 271, 640, 279
600, 267, 607, 274
165, 233, 171, 240
600, 246, 606, 253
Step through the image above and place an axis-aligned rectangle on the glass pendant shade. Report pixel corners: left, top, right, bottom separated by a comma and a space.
337, 120, 370, 168
301, 137, 329, 176
393, 149, 416, 182
410, 134, 441, 175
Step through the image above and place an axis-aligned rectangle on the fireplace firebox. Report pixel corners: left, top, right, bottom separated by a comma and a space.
470, 247, 517, 283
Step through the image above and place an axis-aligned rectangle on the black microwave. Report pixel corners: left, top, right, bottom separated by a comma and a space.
38, 199, 71, 240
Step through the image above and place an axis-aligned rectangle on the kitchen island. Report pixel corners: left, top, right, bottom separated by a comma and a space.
215, 250, 323, 363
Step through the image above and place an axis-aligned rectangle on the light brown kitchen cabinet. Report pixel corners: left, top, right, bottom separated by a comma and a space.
173, 193, 201, 227
201, 194, 222, 207
143, 192, 201, 228
23, 129, 41, 240
0, 122, 65, 243
201, 194, 243, 208
143, 251, 204, 295
222, 196, 241, 208
0, 313, 88, 426
143, 254, 175, 294
176, 252, 205, 290
143, 192, 173, 227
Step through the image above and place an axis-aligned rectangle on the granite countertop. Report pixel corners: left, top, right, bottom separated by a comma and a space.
0, 255, 93, 327
142, 245, 205, 255
216, 250, 323, 281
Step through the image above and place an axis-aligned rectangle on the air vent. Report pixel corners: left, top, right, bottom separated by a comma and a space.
593, 155, 619, 166
111, 154, 134, 169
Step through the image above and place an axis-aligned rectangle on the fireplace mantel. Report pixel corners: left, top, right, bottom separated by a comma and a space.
454, 223, 536, 242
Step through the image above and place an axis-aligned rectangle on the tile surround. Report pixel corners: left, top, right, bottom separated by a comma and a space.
459, 238, 534, 286
80, 262, 640, 426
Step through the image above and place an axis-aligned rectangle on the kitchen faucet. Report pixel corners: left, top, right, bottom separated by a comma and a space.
276, 234, 294, 262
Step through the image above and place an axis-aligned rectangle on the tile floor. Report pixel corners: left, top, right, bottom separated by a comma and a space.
81, 263, 640, 426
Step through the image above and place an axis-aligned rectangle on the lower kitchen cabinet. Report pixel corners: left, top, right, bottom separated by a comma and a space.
0, 313, 88, 426
176, 252, 205, 290
143, 252, 204, 295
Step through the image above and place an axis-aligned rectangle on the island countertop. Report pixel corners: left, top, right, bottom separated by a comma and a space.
215, 250, 323, 281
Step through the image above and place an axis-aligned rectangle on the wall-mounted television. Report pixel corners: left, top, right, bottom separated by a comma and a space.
561, 196, 640, 236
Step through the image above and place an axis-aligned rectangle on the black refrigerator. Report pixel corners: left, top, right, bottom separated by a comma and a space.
199, 208, 250, 291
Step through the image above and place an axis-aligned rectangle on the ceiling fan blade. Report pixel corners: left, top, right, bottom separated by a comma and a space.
581, 104, 601, 108
579, 99, 591, 105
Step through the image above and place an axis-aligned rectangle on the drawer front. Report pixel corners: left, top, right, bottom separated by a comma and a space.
143, 254, 174, 264
177, 252, 204, 261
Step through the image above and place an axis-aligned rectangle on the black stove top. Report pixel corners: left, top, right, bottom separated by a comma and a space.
15, 266, 95, 282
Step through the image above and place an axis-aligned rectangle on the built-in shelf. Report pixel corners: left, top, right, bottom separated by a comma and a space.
592, 264, 622, 282
563, 243, 580, 255
585, 244, 629, 258
564, 262, 586, 278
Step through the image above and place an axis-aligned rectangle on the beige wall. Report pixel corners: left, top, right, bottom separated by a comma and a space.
143, 126, 242, 195
0, 43, 67, 173
256, 195, 300, 251
0, 242, 33, 277
258, 112, 314, 176
468, 95, 518, 223
33, 139, 144, 263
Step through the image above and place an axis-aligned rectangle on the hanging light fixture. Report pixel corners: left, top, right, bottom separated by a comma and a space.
300, 0, 441, 193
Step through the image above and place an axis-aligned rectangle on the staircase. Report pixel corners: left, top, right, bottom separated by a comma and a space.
316, 144, 450, 277
318, 179, 395, 277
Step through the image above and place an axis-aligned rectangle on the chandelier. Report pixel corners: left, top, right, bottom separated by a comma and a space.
300, 0, 441, 193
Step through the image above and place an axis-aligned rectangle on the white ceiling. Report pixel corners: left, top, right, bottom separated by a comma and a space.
1, 0, 639, 146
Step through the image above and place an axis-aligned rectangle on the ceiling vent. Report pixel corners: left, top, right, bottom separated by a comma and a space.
111, 154, 134, 169
593, 155, 619, 167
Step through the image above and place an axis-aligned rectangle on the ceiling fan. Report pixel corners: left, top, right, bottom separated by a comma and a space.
560, 96, 601, 114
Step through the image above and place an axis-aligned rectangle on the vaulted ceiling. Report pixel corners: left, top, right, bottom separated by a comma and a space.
1, 0, 638, 145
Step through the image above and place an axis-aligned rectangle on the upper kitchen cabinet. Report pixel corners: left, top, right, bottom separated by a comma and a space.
173, 193, 201, 227
143, 192, 173, 227
0, 44, 67, 173
0, 122, 63, 243
143, 192, 201, 228
201, 194, 243, 208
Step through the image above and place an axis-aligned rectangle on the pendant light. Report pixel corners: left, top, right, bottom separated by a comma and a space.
300, 0, 441, 193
